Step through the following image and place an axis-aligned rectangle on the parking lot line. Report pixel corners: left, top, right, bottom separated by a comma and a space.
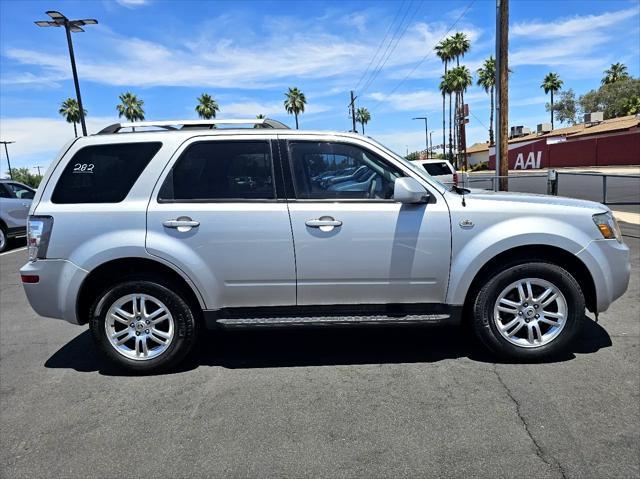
0, 246, 27, 257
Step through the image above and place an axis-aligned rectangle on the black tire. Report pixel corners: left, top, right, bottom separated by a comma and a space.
472, 262, 585, 361
89, 279, 199, 373
0, 224, 7, 253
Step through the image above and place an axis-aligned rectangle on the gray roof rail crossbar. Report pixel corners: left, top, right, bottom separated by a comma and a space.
96, 118, 290, 134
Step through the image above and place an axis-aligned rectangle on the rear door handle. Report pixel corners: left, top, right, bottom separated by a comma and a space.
163, 217, 200, 232
305, 217, 342, 231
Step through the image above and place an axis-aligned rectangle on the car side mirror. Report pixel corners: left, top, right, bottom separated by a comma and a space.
394, 177, 430, 204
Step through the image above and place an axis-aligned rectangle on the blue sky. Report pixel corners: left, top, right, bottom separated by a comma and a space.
1, 0, 639, 174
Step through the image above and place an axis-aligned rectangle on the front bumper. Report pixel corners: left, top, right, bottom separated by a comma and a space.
576, 238, 630, 313
20, 259, 87, 325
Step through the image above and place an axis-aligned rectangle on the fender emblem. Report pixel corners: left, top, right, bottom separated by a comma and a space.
459, 219, 474, 229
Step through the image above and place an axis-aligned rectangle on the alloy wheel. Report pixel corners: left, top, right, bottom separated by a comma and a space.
105, 294, 174, 360
493, 277, 567, 348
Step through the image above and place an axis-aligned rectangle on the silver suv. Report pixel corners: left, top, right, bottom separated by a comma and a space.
20, 119, 630, 373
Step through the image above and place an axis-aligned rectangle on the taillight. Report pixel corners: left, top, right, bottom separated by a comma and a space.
453, 172, 458, 186
27, 216, 53, 261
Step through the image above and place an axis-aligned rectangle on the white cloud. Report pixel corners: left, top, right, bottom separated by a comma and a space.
0, 116, 117, 174
512, 7, 638, 38
221, 100, 329, 118
115, 0, 150, 8
509, 7, 639, 75
369, 89, 486, 112
2, 19, 481, 92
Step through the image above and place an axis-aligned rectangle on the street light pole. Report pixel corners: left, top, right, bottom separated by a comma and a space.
429, 131, 434, 159
412, 117, 429, 155
35, 11, 98, 137
0, 141, 15, 179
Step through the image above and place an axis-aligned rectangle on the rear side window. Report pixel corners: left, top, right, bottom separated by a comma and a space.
422, 162, 452, 176
158, 141, 274, 201
51, 142, 161, 204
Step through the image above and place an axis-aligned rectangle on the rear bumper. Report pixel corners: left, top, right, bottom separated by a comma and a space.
20, 259, 87, 325
576, 238, 630, 313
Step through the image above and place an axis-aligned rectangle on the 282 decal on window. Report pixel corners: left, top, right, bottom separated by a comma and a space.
73, 163, 95, 173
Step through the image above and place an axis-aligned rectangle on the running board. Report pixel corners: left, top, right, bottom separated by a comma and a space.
204, 304, 461, 330
212, 314, 455, 329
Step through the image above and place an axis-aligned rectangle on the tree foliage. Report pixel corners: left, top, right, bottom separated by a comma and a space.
284, 87, 306, 129
195, 93, 219, 119
116, 92, 145, 122
579, 78, 640, 119
58, 98, 87, 137
547, 89, 578, 125
8, 168, 42, 188
355, 107, 371, 134
602, 63, 629, 85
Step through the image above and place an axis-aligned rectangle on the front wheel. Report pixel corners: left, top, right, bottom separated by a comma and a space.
472, 262, 585, 361
89, 280, 199, 373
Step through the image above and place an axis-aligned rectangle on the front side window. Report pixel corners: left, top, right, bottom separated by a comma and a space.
51, 142, 161, 204
6, 183, 34, 199
159, 141, 274, 201
289, 142, 402, 200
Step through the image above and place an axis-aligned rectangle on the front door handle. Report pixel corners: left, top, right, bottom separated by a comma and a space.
305, 216, 342, 232
163, 216, 200, 232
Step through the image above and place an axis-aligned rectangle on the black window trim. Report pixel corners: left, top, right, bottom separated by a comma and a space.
283, 139, 406, 203
157, 139, 282, 204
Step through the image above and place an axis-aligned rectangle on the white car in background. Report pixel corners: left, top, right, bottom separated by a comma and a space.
0, 179, 35, 252
412, 159, 458, 186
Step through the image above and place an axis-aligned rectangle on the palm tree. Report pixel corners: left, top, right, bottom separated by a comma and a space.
435, 38, 454, 155
256, 114, 265, 119
449, 32, 471, 67
449, 66, 473, 168
448, 32, 471, 154
58, 98, 86, 138
440, 73, 454, 160
355, 107, 371, 134
284, 87, 306, 129
541, 73, 563, 129
116, 92, 145, 131
602, 63, 629, 85
195, 93, 219, 119
477, 56, 496, 145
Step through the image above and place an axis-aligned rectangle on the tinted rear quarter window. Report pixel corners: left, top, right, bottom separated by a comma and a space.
51, 142, 161, 204
422, 162, 452, 176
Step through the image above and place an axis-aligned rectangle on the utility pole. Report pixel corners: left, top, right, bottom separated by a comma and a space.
35, 11, 98, 137
412, 116, 429, 156
459, 104, 469, 171
495, 0, 509, 191
34, 166, 42, 176
349, 91, 358, 133
0, 141, 15, 179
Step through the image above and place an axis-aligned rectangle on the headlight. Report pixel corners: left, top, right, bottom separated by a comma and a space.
592, 212, 622, 242
27, 216, 53, 261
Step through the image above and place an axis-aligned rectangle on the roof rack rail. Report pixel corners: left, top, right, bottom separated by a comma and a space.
97, 118, 290, 134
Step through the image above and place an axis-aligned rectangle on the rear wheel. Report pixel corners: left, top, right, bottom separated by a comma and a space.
89, 279, 199, 373
472, 262, 585, 360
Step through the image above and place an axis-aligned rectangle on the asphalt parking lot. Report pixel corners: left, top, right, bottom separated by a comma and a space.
1, 226, 638, 478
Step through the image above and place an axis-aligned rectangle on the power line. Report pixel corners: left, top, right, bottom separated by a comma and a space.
370, 0, 476, 112
359, 1, 424, 97
353, 0, 407, 93
470, 110, 489, 131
